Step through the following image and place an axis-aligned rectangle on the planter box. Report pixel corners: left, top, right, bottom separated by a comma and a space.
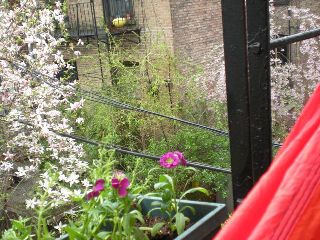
140, 197, 227, 240
58, 197, 226, 240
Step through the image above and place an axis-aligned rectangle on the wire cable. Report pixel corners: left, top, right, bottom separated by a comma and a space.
10, 62, 283, 147
0, 117, 232, 174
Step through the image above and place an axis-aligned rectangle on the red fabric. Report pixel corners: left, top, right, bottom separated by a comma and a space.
214, 84, 320, 240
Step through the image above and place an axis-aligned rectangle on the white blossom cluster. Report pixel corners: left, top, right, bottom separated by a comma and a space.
0, 1, 88, 206
195, 5, 319, 138
271, 7, 320, 134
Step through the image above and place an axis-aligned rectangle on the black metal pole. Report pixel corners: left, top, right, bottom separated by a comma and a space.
288, 9, 292, 62
221, 0, 253, 207
90, 0, 105, 84
76, 4, 80, 37
270, 28, 320, 49
246, 0, 272, 182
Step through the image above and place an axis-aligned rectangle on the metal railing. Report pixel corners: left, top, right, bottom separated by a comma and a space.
222, 0, 320, 207
67, 0, 140, 38
67, 2, 97, 37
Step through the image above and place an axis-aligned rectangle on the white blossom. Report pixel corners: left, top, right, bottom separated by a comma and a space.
54, 221, 67, 233
0, 162, 14, 172
73, 51, 81, 56
75, 117, 84, 124
26, 198, 40, 209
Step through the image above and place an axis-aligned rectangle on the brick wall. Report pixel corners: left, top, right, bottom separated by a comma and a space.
142, 0, 174, 50
64, 0, 226, 88
169, 0, 223, 67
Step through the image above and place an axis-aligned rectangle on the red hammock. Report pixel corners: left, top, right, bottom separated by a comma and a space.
214, 84, 320, 240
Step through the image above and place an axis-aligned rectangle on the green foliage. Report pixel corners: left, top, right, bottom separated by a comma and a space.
76, 36, 231, 199
145, 171, 209, 236
63, 152, 149, 240
1, 218, 33, 240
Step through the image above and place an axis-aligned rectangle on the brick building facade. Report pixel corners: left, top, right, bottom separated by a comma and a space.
63, 0, 319, 88
64, 0, 223, 87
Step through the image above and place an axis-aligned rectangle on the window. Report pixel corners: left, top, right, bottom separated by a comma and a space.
103, 0, 136, 27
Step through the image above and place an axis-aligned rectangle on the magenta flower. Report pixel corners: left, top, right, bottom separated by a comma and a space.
174, 151, 187, 166
87, 179, 105, 200
159, 151, 187, 168
111, 172, 130, 197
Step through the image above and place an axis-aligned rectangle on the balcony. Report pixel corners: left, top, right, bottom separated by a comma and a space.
103, 0, 140, 35
67, 0, 140, 39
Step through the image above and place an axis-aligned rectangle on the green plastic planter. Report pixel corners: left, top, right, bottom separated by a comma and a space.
140, 196, 227, 240
58, 197, 226, 240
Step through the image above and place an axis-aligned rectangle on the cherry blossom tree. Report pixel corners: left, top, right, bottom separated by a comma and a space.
196, 5, 320, 140
0, 0, 87, 209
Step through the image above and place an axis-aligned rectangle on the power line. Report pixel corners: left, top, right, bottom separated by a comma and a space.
14, 63, 230, 136
11, 63, 283, 147
0, 117, 232, 174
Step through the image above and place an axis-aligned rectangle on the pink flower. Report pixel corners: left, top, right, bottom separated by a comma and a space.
174, 151, 187, 166
159, 151, 187, 169
68, 99, 85, 111
86, 179, 105, 200
111, 172, 130, 197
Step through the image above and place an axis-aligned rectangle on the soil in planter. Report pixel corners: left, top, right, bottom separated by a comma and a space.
141, 216, 194, 240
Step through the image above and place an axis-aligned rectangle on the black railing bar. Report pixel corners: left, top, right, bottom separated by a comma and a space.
270, 28, 320, 49
76, 3, 80, 37
0, 117, 232, 174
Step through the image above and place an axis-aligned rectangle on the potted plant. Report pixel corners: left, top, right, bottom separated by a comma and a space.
60, 151, 227, 240
140, 196, 226, 240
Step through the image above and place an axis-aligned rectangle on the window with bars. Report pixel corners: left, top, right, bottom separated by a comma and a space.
103, 0, 136, 27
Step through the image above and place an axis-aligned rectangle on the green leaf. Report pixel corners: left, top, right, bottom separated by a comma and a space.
122, 213, 132, 235
180, 187, 209, 200
151, 222, 165, 237
65, 226, 87, 240
130, 210, 145, 224
12, 220, 25, 231
133, 228, 149, 240
131, 186, 144, 194
159, 174, 174, 189
185, 166, 197, 172
154, 182, 168, 190
180, 205, 196, 215
147, 207, 162, 217
139, 227, 152, 231
174, 213, 189, 235
162, 188, 173, 202
137, 193, 160, 206
96, 231, 109, 239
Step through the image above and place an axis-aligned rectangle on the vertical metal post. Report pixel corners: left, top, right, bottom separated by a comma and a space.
76, 4, 80, 37
91, 0, 105, 84
288, 9, 292, 62
247, 0, 272, 182
221, 0, 253, 207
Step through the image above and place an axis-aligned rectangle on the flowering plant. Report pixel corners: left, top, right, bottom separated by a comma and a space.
62, 151, 209, 239
143, 151, 209, 236
63, 151, 149, 240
